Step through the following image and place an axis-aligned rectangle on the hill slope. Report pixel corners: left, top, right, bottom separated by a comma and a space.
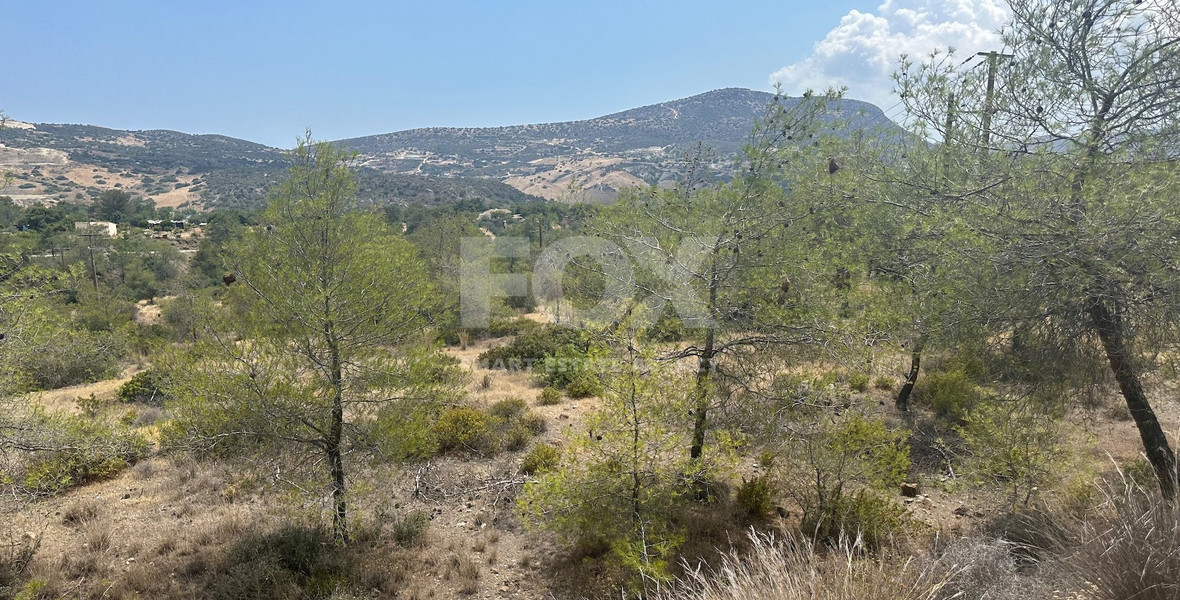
0, 124, 542, 211
339, 88, 902, 201
1, 88, 903, 209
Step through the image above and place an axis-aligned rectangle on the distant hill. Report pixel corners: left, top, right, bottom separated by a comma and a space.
339, 88, 903, 201
0, 123, 542, 211
0, 88, 903, 210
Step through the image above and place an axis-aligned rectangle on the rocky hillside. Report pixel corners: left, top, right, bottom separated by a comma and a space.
1, 88, 903, 209
339, 88, 903, 201
0, 122, 541, 211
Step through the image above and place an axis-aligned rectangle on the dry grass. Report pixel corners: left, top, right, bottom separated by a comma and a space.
1048, 484, 1180, 600
648, 532, 960, 600
61, 498, 102, 526
82, 521, 113, 554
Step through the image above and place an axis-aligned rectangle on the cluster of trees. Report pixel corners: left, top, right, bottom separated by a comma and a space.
0, 190, 196, 243
3, 1, 1178, 593
518, 0, 1180, 577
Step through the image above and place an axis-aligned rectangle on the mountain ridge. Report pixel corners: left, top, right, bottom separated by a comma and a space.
338, 88, 902, 200
1, 88, 903, 208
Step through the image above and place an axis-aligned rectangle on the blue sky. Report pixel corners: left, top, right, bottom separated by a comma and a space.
2, 1, 1006, 147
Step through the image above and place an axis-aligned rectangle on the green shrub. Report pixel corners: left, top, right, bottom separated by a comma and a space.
14, 418, 148, 497
478, 324, 590, 368
23, 453, 130, 496
538, 387, 563, 406
783, 411, 910, 549
433, 408, 498, 456
536, 345, 599, 392
439, 317, 540, 346
801, 489, 908, 551
391, 511, 430, 547
518, 411, 547, 435
12, 327, 124, 392
489, 397, 527, 420
735, 475, 776, 521
565, 373, 603, 398
642, 308, 687, 343
521, 443, 561, 475
957, 399, 1068, 509
848, 373, 870, 393
872, 375, 895, 391
206, 525, 349, 600
918, 369, 979, 421
373, 401, 439, 460
117, 369, 169, 405
504, 425, 533, 452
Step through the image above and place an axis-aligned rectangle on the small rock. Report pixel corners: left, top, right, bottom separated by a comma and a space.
900, 482, 919, 497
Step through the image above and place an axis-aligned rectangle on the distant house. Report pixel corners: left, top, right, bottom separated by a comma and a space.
74, 221, 118, 238
171, 219, 187, 229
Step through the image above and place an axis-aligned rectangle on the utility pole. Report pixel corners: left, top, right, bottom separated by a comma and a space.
977, 51, 1014, 152
76, 231, 104, 292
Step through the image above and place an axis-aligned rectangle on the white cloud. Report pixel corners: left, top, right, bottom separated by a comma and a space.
770, 0, 1009, 110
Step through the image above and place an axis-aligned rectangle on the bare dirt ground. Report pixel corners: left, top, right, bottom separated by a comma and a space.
5, 320, 1178, 599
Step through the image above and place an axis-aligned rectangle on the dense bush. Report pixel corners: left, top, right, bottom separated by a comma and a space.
781, 411, 911, 550
439, 316, 540, 346
735, 475, 776, 521
432, 403, 546, 457
10, 326, 124, 391
563, 372, 603, 398
642, 307, 687, 343
478, 324, 590, 368
801, 489, 909, 551
538, 386, 564, 406
521, 443, 561, 475
489, 397, 528, 420
12, 417, 149, 497
916, 368, 979, 421
433, 408, 499, 455
204, 525, 350, 600
117, 369, 169, 405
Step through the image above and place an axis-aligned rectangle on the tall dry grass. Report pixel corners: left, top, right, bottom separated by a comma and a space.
1049, 483, 1180, 600
647, 532, 962, 600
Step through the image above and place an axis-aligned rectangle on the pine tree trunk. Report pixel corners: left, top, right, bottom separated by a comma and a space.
690, 326, 714, 461
895, 341, 922, 412
1088, 296, 1177, 499
327, 322, 349, 543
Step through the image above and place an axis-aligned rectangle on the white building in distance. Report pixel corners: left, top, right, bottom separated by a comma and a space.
74, 221, 118, 238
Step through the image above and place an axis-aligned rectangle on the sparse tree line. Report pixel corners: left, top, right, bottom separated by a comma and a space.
2, 1, 1180, 597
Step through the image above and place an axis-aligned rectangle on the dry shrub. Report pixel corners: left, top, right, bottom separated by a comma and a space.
0, 533, 41, 592
933, 537, 1040, 600
61, 499, 102, 526
1049, 485, 1180, 600
442, 552, 481, 594
647, 532, 959, 600
83, 521, 113, 554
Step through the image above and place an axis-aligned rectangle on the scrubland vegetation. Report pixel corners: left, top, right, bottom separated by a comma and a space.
3, 1, 1180, 598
